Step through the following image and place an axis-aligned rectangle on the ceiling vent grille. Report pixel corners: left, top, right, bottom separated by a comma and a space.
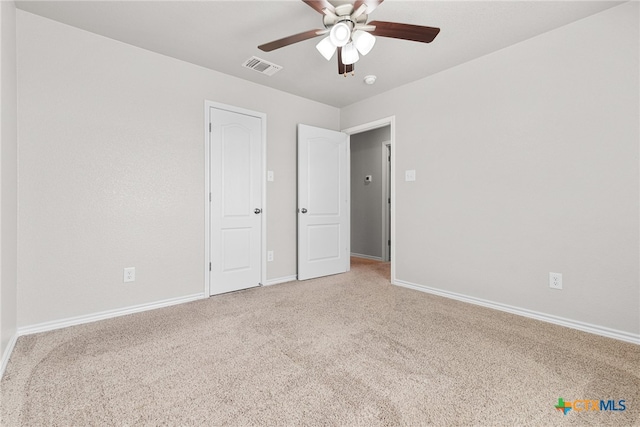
242, 56, 283, 76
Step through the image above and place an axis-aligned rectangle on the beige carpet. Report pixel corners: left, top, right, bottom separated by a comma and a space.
1, 258, 639, 426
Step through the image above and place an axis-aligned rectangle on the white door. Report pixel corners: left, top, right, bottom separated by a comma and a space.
297, 124, 349, 280
210, 107, 262, 295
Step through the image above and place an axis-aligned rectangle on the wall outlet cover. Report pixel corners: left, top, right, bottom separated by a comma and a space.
124, 267, 135, 283
549, 272, 562, 290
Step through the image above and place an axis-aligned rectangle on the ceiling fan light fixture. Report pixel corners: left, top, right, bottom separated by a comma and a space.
342, 42, 359, 65
352, 30, 376, 56
316, 36, 337, 61
329, 22, 351, 47
256, 0, 441, 78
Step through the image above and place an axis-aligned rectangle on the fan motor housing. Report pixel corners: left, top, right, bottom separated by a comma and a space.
323, 6, 367, 28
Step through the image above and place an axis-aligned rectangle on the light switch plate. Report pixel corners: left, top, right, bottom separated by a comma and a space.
405, 170, 416, 181
267, 171, 274, 182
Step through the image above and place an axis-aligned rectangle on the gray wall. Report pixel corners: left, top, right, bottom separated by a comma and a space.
350, 127, 390, 259
0, 0, 18, 363
16, 11, 339, 327
342, 2, 639, 336
6, 2, 640, 342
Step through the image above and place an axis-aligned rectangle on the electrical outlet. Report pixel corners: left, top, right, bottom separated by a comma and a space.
549, 272, 562, 290
267, 251, 274, 262
124, 267, 135, 283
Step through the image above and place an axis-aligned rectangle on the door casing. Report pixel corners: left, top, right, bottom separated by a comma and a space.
382, 141, 391, 262
204, 101, 267, 296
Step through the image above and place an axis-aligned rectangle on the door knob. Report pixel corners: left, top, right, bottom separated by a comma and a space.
300, 208, 308, 214
254, 208, 261, 214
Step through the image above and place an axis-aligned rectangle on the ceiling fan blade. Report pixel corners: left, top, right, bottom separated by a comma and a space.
258, 29, 325, 52
368, 20, 440, 43
353, 0, 384, 14
337, 47, 354, 75
302, 0, 336, 14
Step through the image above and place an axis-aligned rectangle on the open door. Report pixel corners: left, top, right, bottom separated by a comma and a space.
297, 124, 349, 280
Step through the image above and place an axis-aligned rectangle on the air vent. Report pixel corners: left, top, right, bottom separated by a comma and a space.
242, 56, 283, 76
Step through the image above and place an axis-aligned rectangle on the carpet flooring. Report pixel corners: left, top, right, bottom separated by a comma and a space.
1, 258, 639, 426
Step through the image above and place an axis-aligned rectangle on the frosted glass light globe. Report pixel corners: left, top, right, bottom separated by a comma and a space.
330, 22, 351, 47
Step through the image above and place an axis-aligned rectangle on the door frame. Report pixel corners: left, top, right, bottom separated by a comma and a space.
342, 116, 396, 282
382, 141, 391, 262
204, 100, 267, 296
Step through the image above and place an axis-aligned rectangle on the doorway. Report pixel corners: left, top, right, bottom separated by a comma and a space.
343, 116, 396, 281
295, 117, 396, 283
348, 128, 391, 262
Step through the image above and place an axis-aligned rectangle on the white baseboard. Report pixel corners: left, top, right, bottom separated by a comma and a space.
351, 253, 383, 261
394, 279, 640, 345
1, 333, 18, 380
263, 275, 297, 286
17, 293, 205, 337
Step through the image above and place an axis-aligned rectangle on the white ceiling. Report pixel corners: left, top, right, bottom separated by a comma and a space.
16, 0, 624, 107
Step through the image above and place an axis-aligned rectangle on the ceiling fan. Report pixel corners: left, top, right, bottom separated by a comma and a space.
258, 0, 440, 76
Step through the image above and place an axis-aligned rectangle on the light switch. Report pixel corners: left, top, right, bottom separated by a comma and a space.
405, 170, 416, 181
267, 170, 274, 182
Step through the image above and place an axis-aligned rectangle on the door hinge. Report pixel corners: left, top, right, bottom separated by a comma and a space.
209, 123, 212, 132
209, 193, 211, 202
388, 198, 391, 204
209, 262, 211, 271
388, 240, 391, 246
